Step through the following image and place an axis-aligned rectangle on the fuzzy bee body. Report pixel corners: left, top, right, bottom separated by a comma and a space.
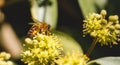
27, 22, 51, 37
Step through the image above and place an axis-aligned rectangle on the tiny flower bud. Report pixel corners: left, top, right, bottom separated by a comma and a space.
109, 25, 115, 30
109, 15, 119, 22
101, 19, 107, 24
101, 10, 107, 16
113, 41, 118, 45
95, 14, 101, 19
25, 38, 33, 44
116, 21, 119, 24
115, 24, 120, 29
4, 54, 11, 60
90, 32, 97, 37
115, 30, 120, 34
7, 61, 14, 65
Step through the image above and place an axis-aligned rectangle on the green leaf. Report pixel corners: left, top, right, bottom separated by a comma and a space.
53, 31, 83, 54
78, 0, 96, 17
30, 0, 58, 29
94, 0, 108, 9
87, 57, 120, 65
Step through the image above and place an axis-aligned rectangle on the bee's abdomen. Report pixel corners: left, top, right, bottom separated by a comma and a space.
27, 25, 40, 37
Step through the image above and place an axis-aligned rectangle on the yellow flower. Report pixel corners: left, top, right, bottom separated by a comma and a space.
21, 33, 63, 65
0, 52, 14, 65
56, 52, 89, 65
83, 10, 120, 46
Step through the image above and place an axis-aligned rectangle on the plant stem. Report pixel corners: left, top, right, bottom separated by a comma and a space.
86, 38, 98, 57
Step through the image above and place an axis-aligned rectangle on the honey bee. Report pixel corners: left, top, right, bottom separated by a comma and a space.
27, 19, 51, 37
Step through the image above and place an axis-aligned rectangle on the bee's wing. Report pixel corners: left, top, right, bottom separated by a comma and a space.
28, 17, 41, 25
32, 17, 42, 23
28, 23, 36, 25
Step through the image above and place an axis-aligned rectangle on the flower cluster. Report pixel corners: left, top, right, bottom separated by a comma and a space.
21, 33, 63, 65
0, 52, 14, 65
83, 10, 120, 45
56, 52, 88, 65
